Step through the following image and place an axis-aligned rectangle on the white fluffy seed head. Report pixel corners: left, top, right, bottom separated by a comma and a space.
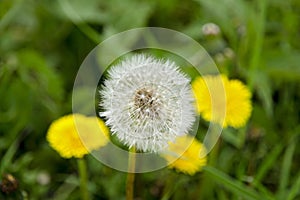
99, 54, 195, 152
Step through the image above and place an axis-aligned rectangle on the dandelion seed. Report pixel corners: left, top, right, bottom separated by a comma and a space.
100, 54, 195, 152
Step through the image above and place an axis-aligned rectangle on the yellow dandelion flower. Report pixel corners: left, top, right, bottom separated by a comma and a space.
162, 135, 207, 176
47, 114, 109, 159
192, 75, 252, 128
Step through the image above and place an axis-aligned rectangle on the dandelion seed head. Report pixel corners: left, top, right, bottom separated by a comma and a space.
202, 22, 221, 36
100, 54, 196, 152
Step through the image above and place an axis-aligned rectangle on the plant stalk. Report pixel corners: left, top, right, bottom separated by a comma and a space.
126, 147, 136, 200
77, 158, 90, 200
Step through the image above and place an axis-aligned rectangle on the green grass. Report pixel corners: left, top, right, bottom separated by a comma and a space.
1, 0, 300, 199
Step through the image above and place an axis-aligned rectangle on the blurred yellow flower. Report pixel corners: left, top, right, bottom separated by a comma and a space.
192, 75, 252, 128
47, 114, 109, 159
162, 135, 207, 176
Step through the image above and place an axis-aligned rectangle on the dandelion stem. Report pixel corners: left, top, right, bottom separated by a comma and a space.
126, 146, 136, 200
77, 158, 90, 200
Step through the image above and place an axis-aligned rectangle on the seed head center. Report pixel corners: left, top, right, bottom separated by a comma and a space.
134, 88, 161, 119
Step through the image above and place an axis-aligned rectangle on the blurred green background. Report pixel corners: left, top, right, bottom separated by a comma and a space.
0, 0, 300, 199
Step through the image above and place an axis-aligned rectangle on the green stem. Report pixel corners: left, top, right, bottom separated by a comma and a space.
77, 158, 89, 200
126, 147, 136, 200
161, 172, 177, 200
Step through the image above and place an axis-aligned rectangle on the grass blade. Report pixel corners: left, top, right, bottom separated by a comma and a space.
286, 173, 300, 200
0, 136, 20, 174
254, 144, 283, 184
203, 166, 268, 200
277, 140, 296, 199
